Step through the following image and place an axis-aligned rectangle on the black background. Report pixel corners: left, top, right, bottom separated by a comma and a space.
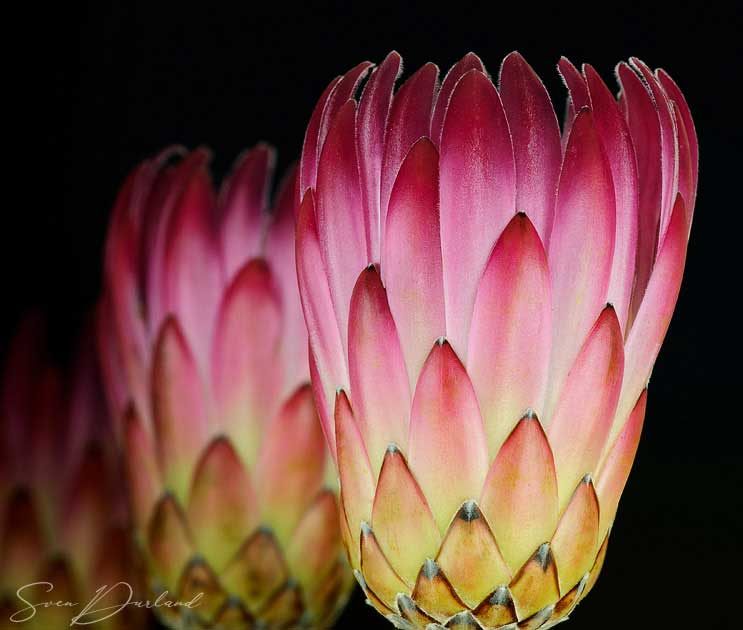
7, 2, 741, 628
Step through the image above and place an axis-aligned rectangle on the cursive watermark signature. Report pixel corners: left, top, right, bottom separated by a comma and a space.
10, 582, 203, 625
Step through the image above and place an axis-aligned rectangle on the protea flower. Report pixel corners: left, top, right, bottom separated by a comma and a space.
99, 145, 352, 629
0, 316, 144, 630
296, 52, 696, 629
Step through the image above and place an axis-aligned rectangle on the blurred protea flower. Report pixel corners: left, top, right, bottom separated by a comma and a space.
0, 316, 144, 630
99, 145, 352, 629
297, 52, 696, 629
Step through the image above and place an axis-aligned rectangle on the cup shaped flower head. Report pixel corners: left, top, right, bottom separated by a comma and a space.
296, 52, 696, 629
99, 146, 352, 629
0, 316, 144, 630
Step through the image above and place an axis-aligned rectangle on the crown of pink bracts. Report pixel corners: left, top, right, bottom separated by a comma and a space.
296, 51, 696, 623
0, 316, 135, 601
97, 146, 352, 628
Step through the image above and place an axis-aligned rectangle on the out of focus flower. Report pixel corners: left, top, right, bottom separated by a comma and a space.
297, 52, 696, 629
99, 146, 351, 629
0, 316, 144, 630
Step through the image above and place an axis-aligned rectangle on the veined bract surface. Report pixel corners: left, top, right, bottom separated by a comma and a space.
296, 52, 696, 629
0, 317, 144, 630
99, 146, 352, 629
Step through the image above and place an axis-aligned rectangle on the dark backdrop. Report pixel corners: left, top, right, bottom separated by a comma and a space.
8, 2, 741, 628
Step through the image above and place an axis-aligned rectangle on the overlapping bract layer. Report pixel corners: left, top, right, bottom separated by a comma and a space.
100, 146, 351, 629
297, 52, 696, 629
0, 317, 143, 630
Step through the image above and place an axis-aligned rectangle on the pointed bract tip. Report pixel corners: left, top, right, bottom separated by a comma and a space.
422, 558, 440, 579
187, 553, 207, 568
386, 443, 401, 455
387, 614, 413, 629
489, 585, 512, 607
613, 60, 627, 80
154, 144, 188, 165
436, 336, 447, 347
285, 577, 299, 590
448, 611, 477, 626
581, 473, 594, 485
201, 434, 234, 460
535, 543, 552, 571
396, 593, 415, 610
299, 186, 315, 210
531, 604, 556, 624
257, 525, 275, 537
458, 500, 481, 522
335, 386, 345, 397
361, 521, 373, 536
365, 263, 377, 272
605, 302, 615, 310
422, 61, 441, 76
353, 569, 367, 591
524, 407, 537, 420
557, 56, 576, 75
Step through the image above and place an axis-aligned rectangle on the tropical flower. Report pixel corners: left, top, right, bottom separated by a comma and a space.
99, 145, 352, 629
0, 316, 144, 630
296, 52, 696, 629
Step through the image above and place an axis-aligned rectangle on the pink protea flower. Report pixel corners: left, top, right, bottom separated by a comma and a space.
99, 146, 352, 629
0, 316, 144, 630
296, 52, 696, 629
